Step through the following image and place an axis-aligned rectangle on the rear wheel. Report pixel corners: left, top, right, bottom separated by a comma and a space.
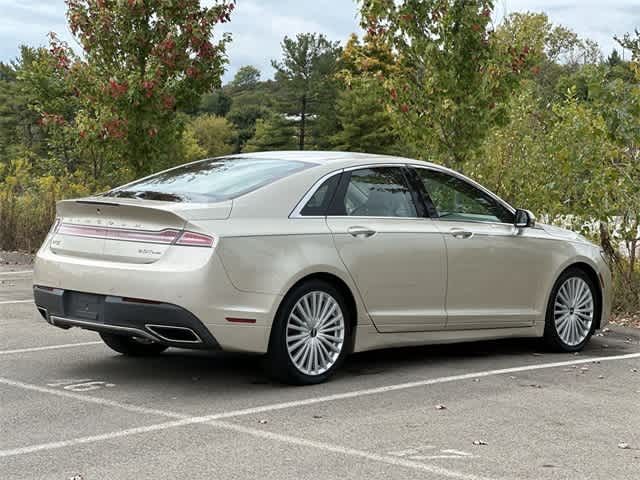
99, 332, 168, 356
543, 268, 598, 352
266, 280, 351, 385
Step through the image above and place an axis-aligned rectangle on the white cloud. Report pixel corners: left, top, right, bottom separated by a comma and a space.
0, 1, 637, 79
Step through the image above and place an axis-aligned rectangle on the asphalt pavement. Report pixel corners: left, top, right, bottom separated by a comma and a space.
1, 266, 639, 480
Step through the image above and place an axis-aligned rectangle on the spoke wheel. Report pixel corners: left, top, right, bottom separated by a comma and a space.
286, 291, 345, 376
544, 268, 598, 352
553, 277, 594, 347
266, 280, 351, 385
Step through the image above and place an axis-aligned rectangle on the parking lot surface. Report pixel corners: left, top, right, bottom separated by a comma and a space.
2, 267, 639, 480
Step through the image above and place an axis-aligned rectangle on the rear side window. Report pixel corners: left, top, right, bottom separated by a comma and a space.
331, 167, 418, 217
300, 175, 340, 216
105, 158, 312, 203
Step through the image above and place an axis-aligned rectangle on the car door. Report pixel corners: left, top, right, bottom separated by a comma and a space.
412, 166, 552, 330
325, 166, 447, 333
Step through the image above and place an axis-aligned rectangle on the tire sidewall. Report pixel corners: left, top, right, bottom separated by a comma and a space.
544, 268, 599, 352
268, 280, 351, 385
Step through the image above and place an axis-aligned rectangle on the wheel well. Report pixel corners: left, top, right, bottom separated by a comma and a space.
283, 272, 358, 349
564, 262, 604, 329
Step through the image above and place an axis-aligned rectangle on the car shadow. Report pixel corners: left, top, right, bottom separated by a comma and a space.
59, 331, 631, 390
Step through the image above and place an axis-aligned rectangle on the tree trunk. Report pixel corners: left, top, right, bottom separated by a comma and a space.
299, 95, 306, 150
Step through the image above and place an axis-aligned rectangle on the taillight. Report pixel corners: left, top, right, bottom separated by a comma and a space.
57, 224, 180, 245
50, 217, 61, 235
175, 231, 215, 248
56, 222, 215, 248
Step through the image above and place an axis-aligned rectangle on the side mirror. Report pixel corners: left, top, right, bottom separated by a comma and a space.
514, 209, 536, 228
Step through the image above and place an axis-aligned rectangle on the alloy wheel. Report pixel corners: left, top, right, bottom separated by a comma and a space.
553, 277, 594, 346
286, 291, 345, 376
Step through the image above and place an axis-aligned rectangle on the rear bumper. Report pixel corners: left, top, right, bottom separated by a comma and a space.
34, 286, 221, 349
33, 246, 282, 353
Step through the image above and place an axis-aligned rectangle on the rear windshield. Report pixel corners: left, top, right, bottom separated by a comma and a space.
104, 157, 312, 202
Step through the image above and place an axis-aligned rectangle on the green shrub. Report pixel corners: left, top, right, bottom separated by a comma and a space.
0, 158, 94, 251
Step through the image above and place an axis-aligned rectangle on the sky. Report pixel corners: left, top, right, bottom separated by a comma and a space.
0, 0, 638, 83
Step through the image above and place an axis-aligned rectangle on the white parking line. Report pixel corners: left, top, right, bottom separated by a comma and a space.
0, 342, 102, 356
1, 351, 640, 463
0, 270, 33, 276
0, 299, 33, 305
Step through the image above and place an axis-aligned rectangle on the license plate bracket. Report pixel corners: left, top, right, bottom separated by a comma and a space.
64, 292, 105, 322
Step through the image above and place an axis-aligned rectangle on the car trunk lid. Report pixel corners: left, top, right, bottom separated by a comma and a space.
50, 197, 230, 264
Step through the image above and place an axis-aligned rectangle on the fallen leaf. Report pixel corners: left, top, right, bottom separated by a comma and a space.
631, 368, 638, 373
435, 404, 447, 410
597, 375, 604, 379
312, 415, 323, 419
618, 442, 630, 450
472, 440, 488, 446
258, 419, 268, 424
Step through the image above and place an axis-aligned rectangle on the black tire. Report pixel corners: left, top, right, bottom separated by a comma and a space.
265, 279, 352, 385
99, 332, 168, 356
543, 267, 599, 352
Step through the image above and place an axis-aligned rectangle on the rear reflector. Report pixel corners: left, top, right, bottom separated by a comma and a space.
226, 317, 257, 324
56, 223, 215, 248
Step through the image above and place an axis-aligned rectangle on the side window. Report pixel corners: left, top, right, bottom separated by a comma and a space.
300, 175, 340, 216
415, 169, 514, 224
333, 167, 418, 217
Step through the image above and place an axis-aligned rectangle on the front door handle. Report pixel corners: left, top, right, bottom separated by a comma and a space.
348, 226, 376, 238
450, 229, 473, 239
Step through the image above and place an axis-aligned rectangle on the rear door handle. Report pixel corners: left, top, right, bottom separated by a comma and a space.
450, 229, 473, 239
348, 226, 376, 238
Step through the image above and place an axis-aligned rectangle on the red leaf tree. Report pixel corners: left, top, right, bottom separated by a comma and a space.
60, 0, 235, 175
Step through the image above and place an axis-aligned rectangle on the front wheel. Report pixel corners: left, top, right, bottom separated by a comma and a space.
99, 332, 168, 356
266, 280, 351, 385
543, 268, 598, 352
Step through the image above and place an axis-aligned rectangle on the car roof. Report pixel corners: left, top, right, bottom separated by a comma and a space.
231, 150, 439, 168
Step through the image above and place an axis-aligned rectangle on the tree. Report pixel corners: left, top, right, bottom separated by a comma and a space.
229, 65, 261, 91
51, 0, 236, 176
271, 33, 341, 150
243, 114, 296, 152
186, 114, 236, 157
330, 34, 403, 154
358, 0, 532, 170
331, 80, 402, 154
198, 89, 232, 116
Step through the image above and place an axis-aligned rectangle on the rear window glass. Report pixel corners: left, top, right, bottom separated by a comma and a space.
104, 157, 312, 202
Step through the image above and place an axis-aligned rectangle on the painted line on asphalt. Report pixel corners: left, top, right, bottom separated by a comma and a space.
0, 270, 33, 276
0, 414, 493, 480
0, 299, 33, 305
0, 342, 102, 356
1, 351, 640, 465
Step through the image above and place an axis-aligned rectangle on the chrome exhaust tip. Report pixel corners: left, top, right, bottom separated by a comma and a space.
145, 324, 202, 344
